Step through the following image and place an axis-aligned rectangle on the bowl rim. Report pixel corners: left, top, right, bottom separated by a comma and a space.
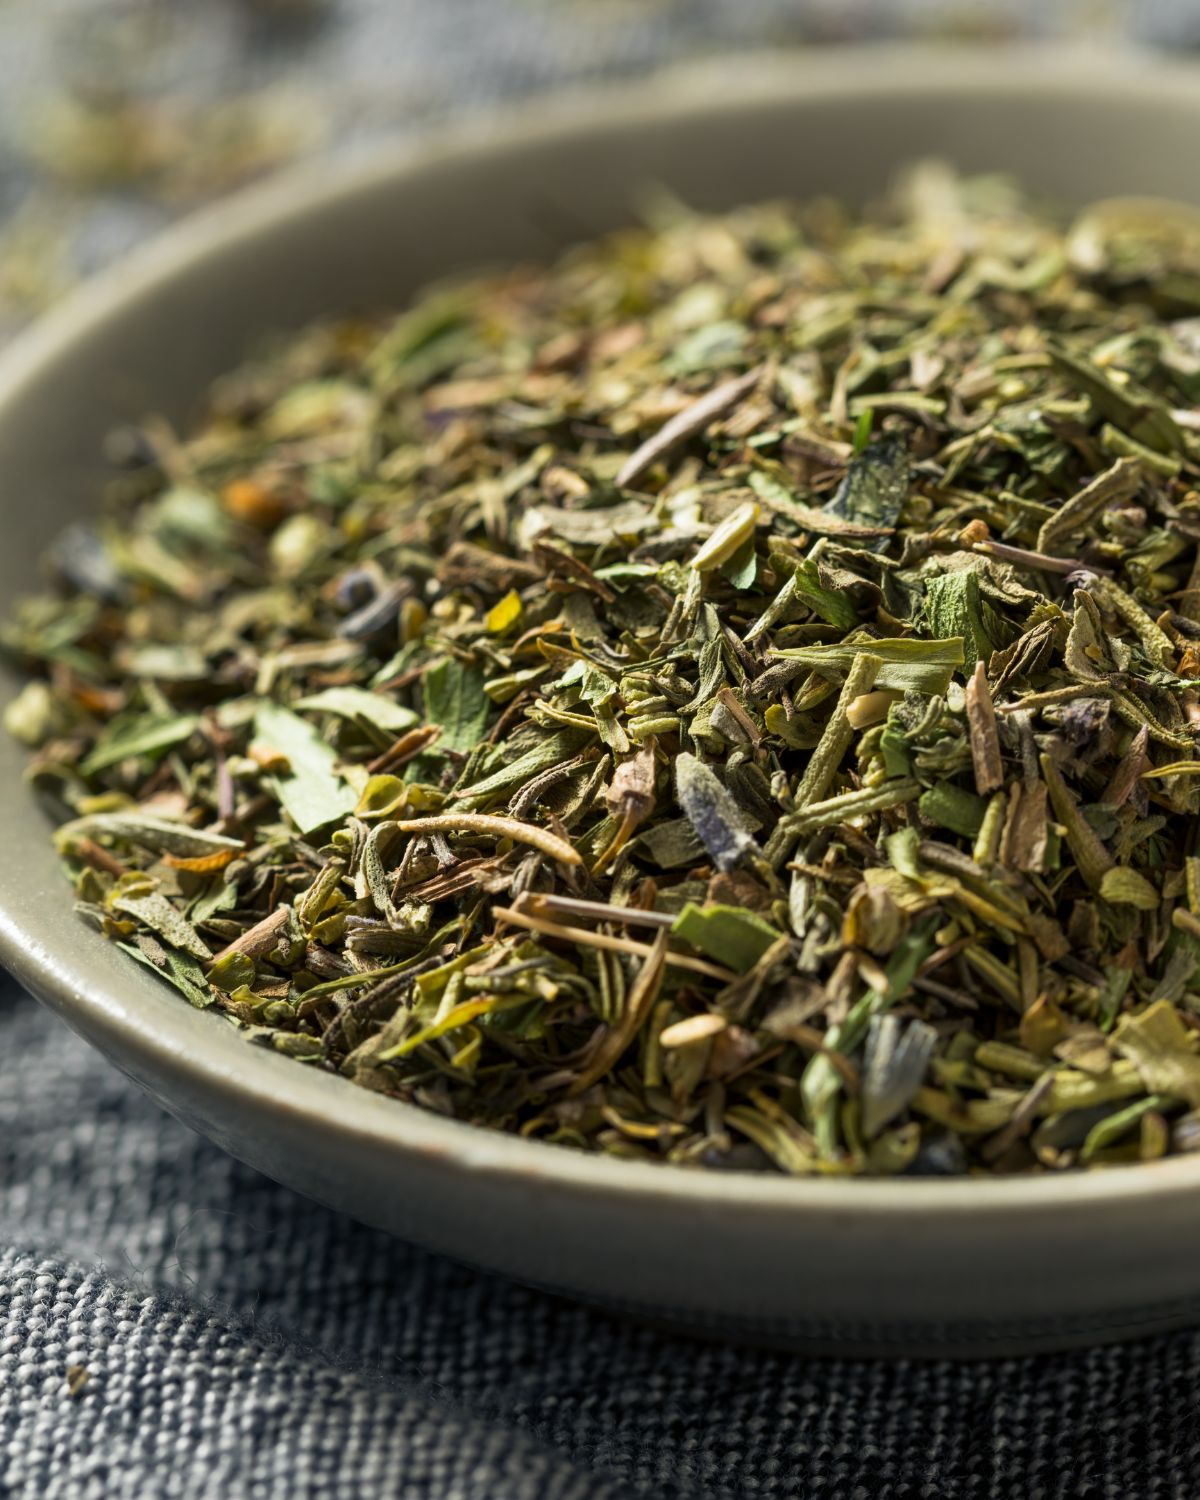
5, 41, 1200, 1223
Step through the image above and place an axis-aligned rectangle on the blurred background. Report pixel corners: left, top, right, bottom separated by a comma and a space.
2, 0, 1200, 343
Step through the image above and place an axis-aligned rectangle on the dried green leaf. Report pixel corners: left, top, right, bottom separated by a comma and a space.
771, 637, 965, 695
293, 687, 419, 733
253, 701, 358, 835
922, 570, 996, 668
1099, 866, 1160, 910
80, 711, 201, 775
108, 875, 211, 960
671, 902, 783, 974
1113, 1001, 1200, 1107
421, 659, 490, 751
823, 436, 910, 547
119, 939, 214, 1009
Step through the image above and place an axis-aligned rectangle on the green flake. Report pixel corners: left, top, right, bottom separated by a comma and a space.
253, 701, 358, 835
671, 902, 783, 974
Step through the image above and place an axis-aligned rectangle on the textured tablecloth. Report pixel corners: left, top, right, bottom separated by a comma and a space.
6, 5, 1200, 1498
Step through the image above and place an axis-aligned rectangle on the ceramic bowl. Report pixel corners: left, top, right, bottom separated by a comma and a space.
5, 47, 1200, 1356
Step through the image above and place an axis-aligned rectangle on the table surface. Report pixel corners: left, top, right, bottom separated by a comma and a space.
4, 4, 1200, 1497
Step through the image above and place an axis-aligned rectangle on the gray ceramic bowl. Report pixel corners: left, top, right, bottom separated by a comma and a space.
6, 47, 1200, 1357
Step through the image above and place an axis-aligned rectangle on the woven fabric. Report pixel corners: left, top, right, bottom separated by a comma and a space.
6, 4, 1200, 1497
6, 969, 1200, 1500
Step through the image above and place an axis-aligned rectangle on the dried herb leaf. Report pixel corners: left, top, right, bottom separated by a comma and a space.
293, 687, 419, 733
672, 902, 782, 975
421, 658, 490, 751
824, 435, 909, 545
253, 701, 357, 835
81, 711, 201, 775
1114, 1001, 1200, 1107
771, 637, 965, 695
674, 753, 760, 873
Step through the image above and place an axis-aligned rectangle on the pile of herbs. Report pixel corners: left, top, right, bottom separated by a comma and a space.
10, 167, 1200, 1176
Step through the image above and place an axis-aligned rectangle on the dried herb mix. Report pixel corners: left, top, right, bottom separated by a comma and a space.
11, 167, 1200, 1175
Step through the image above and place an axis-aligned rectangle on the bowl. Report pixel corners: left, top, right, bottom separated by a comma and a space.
6, 46, 1200, 1357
